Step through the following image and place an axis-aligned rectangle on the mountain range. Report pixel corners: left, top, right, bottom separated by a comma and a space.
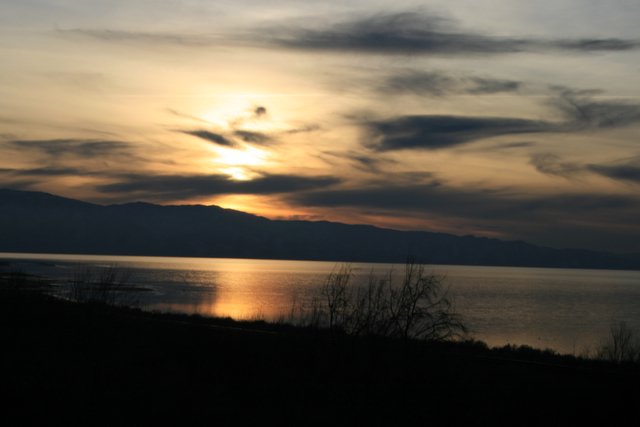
1, 188, 638, 270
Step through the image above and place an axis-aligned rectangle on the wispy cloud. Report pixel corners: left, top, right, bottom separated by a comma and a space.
57, 11, 640, 57
588, 157, 640, 183
175, 104, 276, 148
370, 70, 524, 99
379, 71, 457, 96
365, 93, 640, 151
367, 115, 554, 151
233, 130, 272, 145
529, 153, 584, 178
319, 150, 398, 173
263, 12, 640, 56
553, 90, 640, 130
467, 78, 522, 94
7, 138, 132, 157
179, 128, 274, 148
57, 28, 219, 47
180, 130, 238, 148
0, 167, 90, 177
526, 152, 640, 183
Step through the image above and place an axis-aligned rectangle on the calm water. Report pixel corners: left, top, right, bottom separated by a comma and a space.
2, 252, 640, 355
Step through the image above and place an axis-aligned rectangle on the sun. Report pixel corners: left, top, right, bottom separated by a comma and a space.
219, 167, 251, 181
194, 97, 280, 180
216, 146, 266, 166
212, 145, 268, 180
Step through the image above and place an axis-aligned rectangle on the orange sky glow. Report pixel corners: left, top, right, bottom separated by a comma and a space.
2, 1, 640, 252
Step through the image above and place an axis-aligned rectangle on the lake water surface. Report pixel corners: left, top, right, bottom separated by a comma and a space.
3, 252, 640, 355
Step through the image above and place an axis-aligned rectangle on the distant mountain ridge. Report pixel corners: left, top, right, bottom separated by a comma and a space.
1, 188, 638, 270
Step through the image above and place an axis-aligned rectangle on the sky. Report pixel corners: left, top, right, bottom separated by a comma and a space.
2, 0, 640, 253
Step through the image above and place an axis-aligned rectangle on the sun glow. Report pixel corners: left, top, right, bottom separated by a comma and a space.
219, 167, 252, 181
211, 145, 268, 180
195, 98, 278, 181
197, 93, 290, 135
216, 145, 267, 167
200, 98, 253, 127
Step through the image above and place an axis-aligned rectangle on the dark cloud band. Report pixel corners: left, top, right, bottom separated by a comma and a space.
588, 158, 640, 183
366, 93, 640, 151
7, 139, 131, 157
265, 12, 640, 56
368, 115, 555, 151
96, 173, 341, 201
289, 182, 640, 251
59, 12, 640, 56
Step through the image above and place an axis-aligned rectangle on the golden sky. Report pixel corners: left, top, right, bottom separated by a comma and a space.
2, 0, 640, 252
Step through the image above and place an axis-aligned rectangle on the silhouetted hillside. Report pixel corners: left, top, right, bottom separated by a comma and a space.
1, 188, 638, 269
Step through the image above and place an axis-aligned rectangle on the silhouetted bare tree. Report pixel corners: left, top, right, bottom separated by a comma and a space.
597, 322, 640, 363
317, 259, 466, 341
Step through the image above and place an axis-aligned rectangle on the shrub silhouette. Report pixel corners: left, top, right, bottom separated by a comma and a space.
312, 259, 466, 341
67, 264, 137, 306
596, 322, 640, 363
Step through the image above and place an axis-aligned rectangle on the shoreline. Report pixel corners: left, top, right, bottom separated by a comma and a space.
3, 250, 640, 273
3, 260, 640, 355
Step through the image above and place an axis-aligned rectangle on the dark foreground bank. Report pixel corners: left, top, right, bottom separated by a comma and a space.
2, 279, 639, 426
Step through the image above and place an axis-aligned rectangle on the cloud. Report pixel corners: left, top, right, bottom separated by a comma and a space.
588, 157, 640, 183
0, 180, 38, 191
467, 78, 522, 94
282, 124, 321, 135
381, 71, 455, 96
365, 93, 640, 151
553, 91, 640, 130
59, 12, 640, 56
380, 71, 522, 96
498, 141, 536, 149
180, 130, 237, 147
0, 167, 90, 177
58, 28, 216, 47
320, 150, 398, 173
529, 153, 583, 178
554, 39, 640, 52
233, 130, 271, 145
367, 115, 555, 151
288, 182, 640, 251
166, 108, 211, 124
7, 139, 132, 157
254, 106, 267, 117
177, 104, 277, 147
291, 181, 497, 218
290, 182, 640, 225
96, 172, 341, 201
345, 153, 392, 173
180, 128, 274, 147
527, 152, 640, 183
264, 11, 640, 56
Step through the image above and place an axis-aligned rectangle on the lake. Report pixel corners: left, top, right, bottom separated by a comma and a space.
2, 252, 640, 355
